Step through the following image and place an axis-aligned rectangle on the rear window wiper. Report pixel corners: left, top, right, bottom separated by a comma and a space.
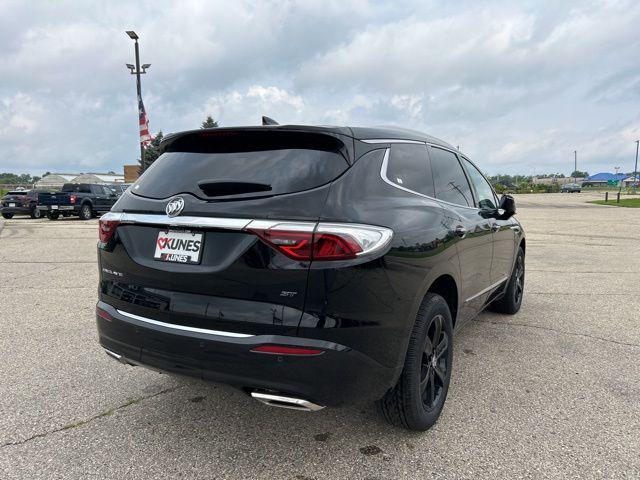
197, 180, 272, 197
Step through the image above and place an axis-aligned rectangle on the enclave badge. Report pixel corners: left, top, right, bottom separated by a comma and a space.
166, 197, 185, 217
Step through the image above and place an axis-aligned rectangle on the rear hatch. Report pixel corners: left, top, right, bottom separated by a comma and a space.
2, 192, 29, 207
99, 128, 353, 337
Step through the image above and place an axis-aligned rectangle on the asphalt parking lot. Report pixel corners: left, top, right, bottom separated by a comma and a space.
1, 193, 639, 479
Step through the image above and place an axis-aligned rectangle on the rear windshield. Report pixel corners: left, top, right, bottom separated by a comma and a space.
7, 191, 28, 196
132, 131, 350, 200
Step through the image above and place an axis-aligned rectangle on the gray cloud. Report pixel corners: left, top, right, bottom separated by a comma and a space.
0, 0, 639, 176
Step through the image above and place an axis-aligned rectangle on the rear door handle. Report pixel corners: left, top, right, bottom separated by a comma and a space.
454, 226, 468, 238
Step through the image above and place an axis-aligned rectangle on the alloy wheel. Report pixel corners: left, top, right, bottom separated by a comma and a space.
514, 256, 524, 304
420, 314, 449, 411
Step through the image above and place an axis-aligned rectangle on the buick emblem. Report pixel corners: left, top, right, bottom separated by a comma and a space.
165, 197, 185, 217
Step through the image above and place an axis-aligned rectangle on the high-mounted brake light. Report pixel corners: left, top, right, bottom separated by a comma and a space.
250, 345, 324, 356
98, 218, 119, 243
246, 221, 393, 262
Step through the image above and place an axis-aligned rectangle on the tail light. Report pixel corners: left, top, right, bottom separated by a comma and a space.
69, 194, 77, 204
99, 218, 119, 243
246, 221, 393, 262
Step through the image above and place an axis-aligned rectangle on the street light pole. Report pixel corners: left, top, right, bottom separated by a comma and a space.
125, 31, 150, 172
574, 150, 577, 183
634, 140, 639, 193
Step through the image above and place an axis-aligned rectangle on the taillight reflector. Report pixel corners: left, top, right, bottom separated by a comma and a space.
96, 307, 113, 321
98, 219, 119, 243
250, 345, 324, 356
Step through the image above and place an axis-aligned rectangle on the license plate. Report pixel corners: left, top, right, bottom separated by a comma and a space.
9, 203, 15, 207
154, 230, 203, 264
51, 205, 59, 210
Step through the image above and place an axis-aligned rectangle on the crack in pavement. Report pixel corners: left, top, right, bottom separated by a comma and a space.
528, 292, 635, 296
0, 261, 97, 264
477, 319, 640, 349
527, 269, 640, 274
1, 386, 183, 448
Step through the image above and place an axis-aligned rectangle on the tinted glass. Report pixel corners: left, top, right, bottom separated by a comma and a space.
78, 185, 91, 193
61, 184, 79, 193
386, 144, 434, 196
429, 147, 473, 207
7, 191, 27, 196
462, 158, 496, 209
134, 132, 349, 200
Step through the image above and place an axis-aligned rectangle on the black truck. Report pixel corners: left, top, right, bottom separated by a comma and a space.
38, 183, 119, 220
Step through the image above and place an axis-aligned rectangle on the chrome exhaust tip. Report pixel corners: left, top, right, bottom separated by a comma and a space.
104, 348, 128, 365
251, 392, 325, 412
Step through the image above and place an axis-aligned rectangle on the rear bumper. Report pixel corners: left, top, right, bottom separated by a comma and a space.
96, 301, 397, 407
37, 205, 77, 212
1, 206, 31, 214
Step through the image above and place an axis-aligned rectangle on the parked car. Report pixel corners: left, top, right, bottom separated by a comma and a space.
96, 125, 525, 431
38, 183, 119, 220
1, 189, 42, 219
111, 183, 133, 196
561, 183, 582, 193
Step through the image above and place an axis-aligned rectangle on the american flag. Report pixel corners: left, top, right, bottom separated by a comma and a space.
138, 95, 152, 145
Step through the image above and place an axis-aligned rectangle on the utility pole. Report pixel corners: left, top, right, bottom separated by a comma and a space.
573, 150, 577, 183
125, 31, 151, 171
634, 140, 639, 193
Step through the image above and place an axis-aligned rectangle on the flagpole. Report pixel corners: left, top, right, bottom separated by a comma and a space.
126, 31, 150, 173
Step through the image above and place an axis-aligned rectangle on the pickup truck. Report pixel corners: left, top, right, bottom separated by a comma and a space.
38, 183, 119, 220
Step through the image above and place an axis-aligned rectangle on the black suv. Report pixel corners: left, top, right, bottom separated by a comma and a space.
1, 189, 42, 219
96, 126, 525, 431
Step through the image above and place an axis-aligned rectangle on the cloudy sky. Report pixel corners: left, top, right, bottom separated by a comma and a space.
1, 0, 639, 176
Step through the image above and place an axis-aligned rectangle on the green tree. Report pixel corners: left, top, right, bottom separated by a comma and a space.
570, 170, 589, 178
139, 131, 164, 173
201, 116, 219, 129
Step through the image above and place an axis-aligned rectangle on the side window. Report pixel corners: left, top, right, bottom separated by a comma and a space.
79, 185, 91, 194
428, 147, 473, 207
385, 144, 434, 197
462, 158, 497, 210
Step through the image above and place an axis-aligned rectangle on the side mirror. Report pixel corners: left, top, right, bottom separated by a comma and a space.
498, 194, 516, 220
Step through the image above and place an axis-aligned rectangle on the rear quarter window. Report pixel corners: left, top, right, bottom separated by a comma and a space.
385, 144, 434, 197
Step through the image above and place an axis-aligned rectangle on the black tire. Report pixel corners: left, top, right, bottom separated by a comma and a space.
47, 211, 60, 220
377, 293, 454, 431
30, 206, 41, 219
79, 203, 93, 220
489, 247, 525, 314
2, 212, 14, 219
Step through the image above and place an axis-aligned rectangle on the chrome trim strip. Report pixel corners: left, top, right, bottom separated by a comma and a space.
464, 276, 509, 303
115, 309, 255, 338
251, 392, 325, 411
101, 212, 251, 230
246, 219, 316, 232
362, 138, 426, 145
